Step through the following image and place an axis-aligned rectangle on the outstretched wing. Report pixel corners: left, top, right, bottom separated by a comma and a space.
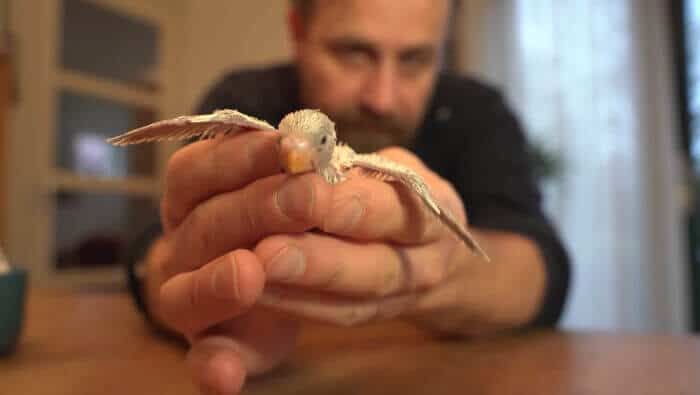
352, 153, 490, 262
106, 109, 276, 146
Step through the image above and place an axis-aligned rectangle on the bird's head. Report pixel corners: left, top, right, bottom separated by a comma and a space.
277, 109, 337, 174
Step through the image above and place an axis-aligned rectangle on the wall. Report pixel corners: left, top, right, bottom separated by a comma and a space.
181, 1, 292, 112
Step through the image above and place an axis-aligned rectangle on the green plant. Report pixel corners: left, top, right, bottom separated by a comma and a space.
527, 140, 565, 181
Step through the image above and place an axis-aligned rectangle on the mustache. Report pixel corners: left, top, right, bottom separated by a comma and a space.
332, 111, 412, 140
329, 112, 416, 153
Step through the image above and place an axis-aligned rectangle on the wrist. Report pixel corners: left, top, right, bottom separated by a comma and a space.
402, 246, 482, 336
403, 231, 547, 337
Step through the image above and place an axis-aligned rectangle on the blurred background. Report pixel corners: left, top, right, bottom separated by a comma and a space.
0, 0, 697, 334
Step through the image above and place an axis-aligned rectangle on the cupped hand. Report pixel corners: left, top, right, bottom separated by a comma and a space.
254, 147, 476, 327
148, 130, 475, 395
148, 129, 334, 394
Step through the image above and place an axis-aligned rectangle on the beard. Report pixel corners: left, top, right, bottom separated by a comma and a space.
329, 109, 418, 153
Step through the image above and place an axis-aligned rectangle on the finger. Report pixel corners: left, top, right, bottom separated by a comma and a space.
258, 284, 420, 327
187, 337, 247, 395
162, 130, 281, 230
255, 232, 458, 297
159, 249, 265, 335
167, 172, 333, 276
321, 176, 463, 246
378, 147, 435, 174
320, 175, 439, 244
194, 307, 300, 375
379, 147, 467, 223
321, 146, 467, 244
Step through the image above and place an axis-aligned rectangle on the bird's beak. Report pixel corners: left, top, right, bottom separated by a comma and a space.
278, 135, 316, 174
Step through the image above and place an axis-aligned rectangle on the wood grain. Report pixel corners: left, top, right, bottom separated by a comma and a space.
1, 289, 699, 394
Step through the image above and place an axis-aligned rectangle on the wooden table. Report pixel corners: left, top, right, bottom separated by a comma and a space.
2, 289, 700, 395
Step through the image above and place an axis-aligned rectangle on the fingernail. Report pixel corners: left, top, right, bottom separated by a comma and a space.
212, 254, 240, 300
276, 179, 315, 221
266, 245, 306, 282
323, 196, 364, 233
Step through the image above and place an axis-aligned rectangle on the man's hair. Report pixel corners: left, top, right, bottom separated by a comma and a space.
290, 0, 459, 22
289, 0, 460, 70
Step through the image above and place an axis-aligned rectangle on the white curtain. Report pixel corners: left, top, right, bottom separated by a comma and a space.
460, 0, 690, 331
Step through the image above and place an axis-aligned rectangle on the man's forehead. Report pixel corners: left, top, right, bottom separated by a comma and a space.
306, 0, 450, 47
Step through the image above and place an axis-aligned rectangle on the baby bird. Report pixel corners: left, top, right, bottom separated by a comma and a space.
108, 109, 490, 262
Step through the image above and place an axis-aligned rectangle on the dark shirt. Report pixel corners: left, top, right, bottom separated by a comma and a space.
127, 63, 570, 328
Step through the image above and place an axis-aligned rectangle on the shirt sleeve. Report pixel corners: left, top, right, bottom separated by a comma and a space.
451, 87, 571, 327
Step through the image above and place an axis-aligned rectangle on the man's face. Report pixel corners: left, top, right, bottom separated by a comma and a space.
291, 0, 450, 152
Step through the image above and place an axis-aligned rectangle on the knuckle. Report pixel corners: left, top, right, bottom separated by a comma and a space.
418, 263, 446, 289
434, 179, 467, 225
376, 260, 403, 296
211, 135, 249, 183
374, 247, 408, 296
193, 216, 219, 259
393, 189, 434, 244
306, 176, 330, 221
444, 239, 463, 275
240, 188, 259, 235
243, 132, 274, 167
163, 150, 195, 225
165, 147, 192, 190
314, 258, 345, 290
159, 197, 175, 231
176, 204, 219, 269
187, 273, 202, 318
209, 141, 230, 183
322, 191, 368, 235
418, 211, 441, 241
152, 234, 178, 277
400, 200, 439, 244
159, 277, 198, 334
275, 175, 329, 225
274, 178, 309, 222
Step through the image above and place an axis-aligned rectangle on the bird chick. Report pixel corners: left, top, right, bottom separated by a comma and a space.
277, 109, 336, 175
107, 108, 490, 262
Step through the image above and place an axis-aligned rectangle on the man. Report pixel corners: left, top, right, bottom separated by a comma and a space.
125, 1, 570, 394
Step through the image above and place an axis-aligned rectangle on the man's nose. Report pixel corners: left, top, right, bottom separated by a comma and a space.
360, 61, 399, 117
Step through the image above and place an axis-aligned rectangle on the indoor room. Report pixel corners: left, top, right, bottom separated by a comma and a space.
1, 0, 699, 393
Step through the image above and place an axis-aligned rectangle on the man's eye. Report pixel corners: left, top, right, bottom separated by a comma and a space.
400, 52, 433, 75
320, 136, 327, 145
337, 48, 371, 67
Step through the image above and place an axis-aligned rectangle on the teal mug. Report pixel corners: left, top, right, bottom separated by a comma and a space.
0, 267, 28, 355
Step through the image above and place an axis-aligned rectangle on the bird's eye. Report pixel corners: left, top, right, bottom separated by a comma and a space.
320, 136, 327, 145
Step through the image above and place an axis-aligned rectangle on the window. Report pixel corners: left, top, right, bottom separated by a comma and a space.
685, 1, 700, 165
675, 0, 700, 331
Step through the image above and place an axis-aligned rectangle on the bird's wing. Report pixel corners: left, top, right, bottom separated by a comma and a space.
106, 109, 276, 146
352, 153, 490, 262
